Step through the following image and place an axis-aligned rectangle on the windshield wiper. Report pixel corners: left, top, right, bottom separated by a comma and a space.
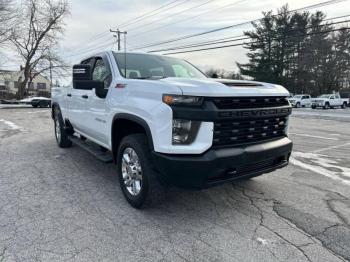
128, 76, 168, 80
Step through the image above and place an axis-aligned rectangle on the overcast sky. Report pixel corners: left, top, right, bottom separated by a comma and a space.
2, 0, 349, 82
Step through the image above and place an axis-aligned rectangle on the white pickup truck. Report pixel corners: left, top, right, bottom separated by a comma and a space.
51, 51, 293, 208
288, 94, 312, 108
312, 94, 348, 109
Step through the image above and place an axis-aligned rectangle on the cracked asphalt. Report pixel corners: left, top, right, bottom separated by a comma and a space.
0, 107, 350, 262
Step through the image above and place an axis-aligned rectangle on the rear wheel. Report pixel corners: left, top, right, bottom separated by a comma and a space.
53, 108, 72, 148
117, 134, 164, 208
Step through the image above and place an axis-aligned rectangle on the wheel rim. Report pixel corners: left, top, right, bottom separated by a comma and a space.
55, 118, 61, 142
121, 147, 143, 196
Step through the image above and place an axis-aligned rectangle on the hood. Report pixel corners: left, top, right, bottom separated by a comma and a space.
159, 78, 290, 97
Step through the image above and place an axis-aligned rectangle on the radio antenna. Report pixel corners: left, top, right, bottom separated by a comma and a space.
124, 31, 127, 78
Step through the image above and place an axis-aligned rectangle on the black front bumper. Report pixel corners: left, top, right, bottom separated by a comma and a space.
152, 137, 293, 189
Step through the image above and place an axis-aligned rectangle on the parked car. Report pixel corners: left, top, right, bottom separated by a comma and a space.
20, 97, 51, 108
288, 94, 312, 108
51, 51, 293, 208
0, 99, 20, 105
311, 94, 348, 109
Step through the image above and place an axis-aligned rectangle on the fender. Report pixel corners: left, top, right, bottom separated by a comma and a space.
112, 113, 155, 152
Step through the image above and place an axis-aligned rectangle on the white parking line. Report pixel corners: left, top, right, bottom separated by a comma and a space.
289, 133, 339, 141
290, 151, 350, 185
0, 119, 25, 131
25, 110, 49, 114
312, 142, 350, 153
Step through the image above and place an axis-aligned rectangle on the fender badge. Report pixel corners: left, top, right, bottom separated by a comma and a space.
115, 83, 126, 89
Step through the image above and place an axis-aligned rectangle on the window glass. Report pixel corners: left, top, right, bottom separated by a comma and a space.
92, 58, 112, 88
330, 96, 334, 99
37, 83, 46, 90
113, 53, 207, 80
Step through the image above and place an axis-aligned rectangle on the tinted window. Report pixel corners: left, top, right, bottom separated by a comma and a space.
113, 53, 207, 80
92, 58, 112, 88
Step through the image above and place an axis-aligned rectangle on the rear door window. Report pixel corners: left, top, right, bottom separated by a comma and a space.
92, 58, 112, 88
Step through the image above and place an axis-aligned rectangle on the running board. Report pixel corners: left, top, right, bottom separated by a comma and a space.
69, 135, 113, 163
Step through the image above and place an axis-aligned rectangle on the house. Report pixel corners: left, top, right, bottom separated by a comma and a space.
0, 69, 51, 99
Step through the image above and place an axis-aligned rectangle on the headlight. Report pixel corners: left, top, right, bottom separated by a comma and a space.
172, 119, 200, 145
163, 94, 203, 106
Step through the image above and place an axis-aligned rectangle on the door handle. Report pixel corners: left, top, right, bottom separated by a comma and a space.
82, 95, 88, 99
67, 93, 72, 97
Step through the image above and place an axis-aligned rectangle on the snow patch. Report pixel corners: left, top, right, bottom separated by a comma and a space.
256, 237, 268, 245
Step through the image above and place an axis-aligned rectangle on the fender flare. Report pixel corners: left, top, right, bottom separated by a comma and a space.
51, 102, 60, 119
112, 113, 155, 151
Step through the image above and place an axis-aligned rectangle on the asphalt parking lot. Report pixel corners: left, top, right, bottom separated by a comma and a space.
0, 107, 350, 262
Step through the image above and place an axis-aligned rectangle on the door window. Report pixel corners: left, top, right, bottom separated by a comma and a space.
92, 58, 112, 88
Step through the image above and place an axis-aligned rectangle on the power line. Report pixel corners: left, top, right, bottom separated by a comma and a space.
119, 0, 189, 29
64, 0, 189, 57
127, 0, 248, 40
148, 17, 350, 53
130, 0, 348, 50
127, 0, 216, 33
63, 0, 349, 60
162, 26, 350, 55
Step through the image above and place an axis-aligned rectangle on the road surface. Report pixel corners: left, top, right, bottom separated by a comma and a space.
0, 107, 349, 262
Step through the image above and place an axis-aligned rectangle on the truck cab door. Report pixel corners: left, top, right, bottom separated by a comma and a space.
329, 95, 335, 106
83, 56, 112, 146
69, 58, 95, 133
334, 94, 341, 106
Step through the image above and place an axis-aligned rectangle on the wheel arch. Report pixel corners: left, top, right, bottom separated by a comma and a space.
111, 113, 154, 163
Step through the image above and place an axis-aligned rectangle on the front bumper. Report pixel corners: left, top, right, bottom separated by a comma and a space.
312, 101, 324, 107
152, 137, 293, 189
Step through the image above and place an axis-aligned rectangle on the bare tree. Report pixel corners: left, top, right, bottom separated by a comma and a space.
9, 0, 69, 99
0, 0, 15, 44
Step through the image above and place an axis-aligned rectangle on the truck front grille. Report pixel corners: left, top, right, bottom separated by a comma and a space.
211, 97, 289, 109
213, 116, 287, 147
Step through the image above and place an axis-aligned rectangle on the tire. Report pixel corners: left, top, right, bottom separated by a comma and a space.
296, 102, 301, 108
323, 102, 330, 110
311, 105, 316, 109
53, 108, 72, 148
342, 102, 347, 109
32, 104, 38, 108
117, 134, 164, 209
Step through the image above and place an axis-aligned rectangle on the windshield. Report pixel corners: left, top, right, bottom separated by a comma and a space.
319, 94, 331, 98
113, 52, 207, 80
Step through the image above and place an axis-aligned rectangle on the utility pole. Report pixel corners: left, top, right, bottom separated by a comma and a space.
48, 55, 53, 97
110, 29, 127, 51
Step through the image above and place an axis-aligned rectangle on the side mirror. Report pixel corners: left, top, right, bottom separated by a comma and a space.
73, 64, 94, 90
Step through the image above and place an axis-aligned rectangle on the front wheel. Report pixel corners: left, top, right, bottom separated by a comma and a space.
296, 102, 301, 108
323, 103, 330, 110
342, 102, 347, 109
117, 134, 164, 209
53, 108, 72, 148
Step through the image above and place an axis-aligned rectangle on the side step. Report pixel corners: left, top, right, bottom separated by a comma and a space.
69, 135, 113, 163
